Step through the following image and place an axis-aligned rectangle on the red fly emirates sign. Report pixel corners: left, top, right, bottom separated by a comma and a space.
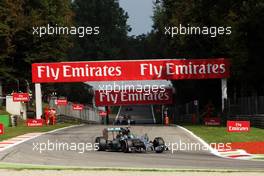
13, 93, 30, 102
55, 99, 67, 106
0, 124, 4, 135
227, 121, 250, 132
72, 104, 84, 110
27, 119, 43, 127
32, 59, 230, 83
95, 89, 173, 106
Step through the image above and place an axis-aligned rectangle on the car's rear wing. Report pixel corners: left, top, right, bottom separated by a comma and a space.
106, 127, 122, 132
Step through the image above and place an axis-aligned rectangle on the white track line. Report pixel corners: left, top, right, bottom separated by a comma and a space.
0, 124, 83, 152
176, 125, 255, 160
0, 133, 42, 152
177, 125, 223, 156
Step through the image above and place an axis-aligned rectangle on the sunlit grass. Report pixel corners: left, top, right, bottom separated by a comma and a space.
183, 125, 264, 143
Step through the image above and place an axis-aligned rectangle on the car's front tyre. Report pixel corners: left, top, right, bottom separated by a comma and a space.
153, 137, 165, 153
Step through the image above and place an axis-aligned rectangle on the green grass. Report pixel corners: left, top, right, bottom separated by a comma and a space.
0, 123, 75, 141
183, 125, 264, 143
0, 162, 263, 172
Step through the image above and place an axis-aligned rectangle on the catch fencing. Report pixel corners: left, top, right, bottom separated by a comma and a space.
228, 96, 264, 115
49, 99, 101, 123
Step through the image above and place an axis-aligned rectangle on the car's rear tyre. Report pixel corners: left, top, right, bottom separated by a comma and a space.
121, 140, 132, 153
121, 141, 127, 152
153, 137, 165, 153
95, 137, 107, 151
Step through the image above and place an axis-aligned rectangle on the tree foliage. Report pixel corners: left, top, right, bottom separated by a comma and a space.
69, 0, 130, 60
0, 0, 74, 80
152, 0, 264, 97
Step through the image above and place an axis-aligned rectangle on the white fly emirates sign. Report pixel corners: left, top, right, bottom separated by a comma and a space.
95, 89, 173, 106
32, 59, 230, 83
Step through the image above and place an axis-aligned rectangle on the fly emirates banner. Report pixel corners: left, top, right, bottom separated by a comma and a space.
32, 58, 230, 83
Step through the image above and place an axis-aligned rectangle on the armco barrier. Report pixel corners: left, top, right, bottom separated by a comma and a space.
251, 115, 264, 129
55, 102, 100, 123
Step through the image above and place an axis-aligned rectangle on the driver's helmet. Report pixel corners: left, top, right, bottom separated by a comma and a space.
121, 127, 130, 135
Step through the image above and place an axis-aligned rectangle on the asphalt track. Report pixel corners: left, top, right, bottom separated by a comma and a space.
0, 125, 263, 170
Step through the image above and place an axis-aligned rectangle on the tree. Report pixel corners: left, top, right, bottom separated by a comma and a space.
0, 0, 74, 81
69, 0, 130, 60
0, 0, 25, 79
152, 0, 264, 100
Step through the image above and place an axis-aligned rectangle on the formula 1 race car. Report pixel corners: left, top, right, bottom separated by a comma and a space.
95, 127, 167, 153
113, 115, 136, 125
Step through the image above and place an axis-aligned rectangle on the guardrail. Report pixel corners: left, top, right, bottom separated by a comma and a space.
54, 102, 101, 123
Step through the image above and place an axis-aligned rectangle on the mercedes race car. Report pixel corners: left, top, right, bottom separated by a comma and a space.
95, 127, 167, 153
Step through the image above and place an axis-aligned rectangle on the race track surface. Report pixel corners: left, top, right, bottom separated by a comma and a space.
0, 125, 263, 170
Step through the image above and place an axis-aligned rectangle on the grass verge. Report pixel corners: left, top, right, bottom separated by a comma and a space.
182, 125, 264, 143
0, 162, 263, 172
0, 123, 76, 141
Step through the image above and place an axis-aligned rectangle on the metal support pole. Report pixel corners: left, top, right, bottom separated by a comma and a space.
0, 80, 3, 106
15, 79, 19, 92
221, 79, 227, 112
35, 83, 42, 119
161, 105, 164, 124
105, 106, 109, 125
25, 80, 30, 93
